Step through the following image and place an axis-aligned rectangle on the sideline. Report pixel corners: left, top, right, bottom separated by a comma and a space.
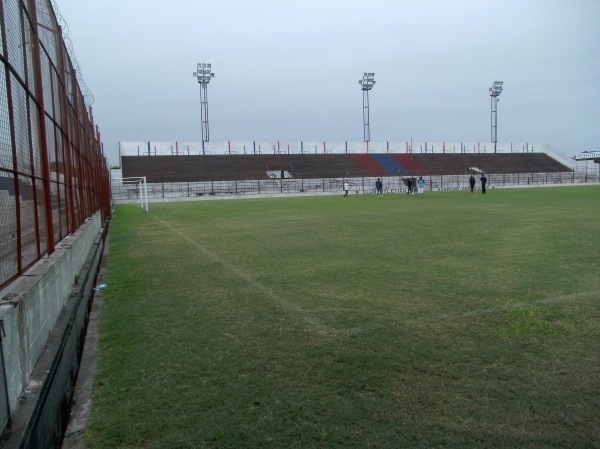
149, 213, 334, 335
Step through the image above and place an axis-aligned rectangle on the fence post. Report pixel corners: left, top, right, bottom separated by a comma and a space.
28, 0, 56, 252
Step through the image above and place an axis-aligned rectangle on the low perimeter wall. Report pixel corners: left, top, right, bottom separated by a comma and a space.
0, 213, 103, 416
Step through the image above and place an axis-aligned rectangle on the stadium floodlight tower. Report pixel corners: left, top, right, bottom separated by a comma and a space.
358, 72, 376, 143
489, 80, 503, 153
193, 63, 215, 155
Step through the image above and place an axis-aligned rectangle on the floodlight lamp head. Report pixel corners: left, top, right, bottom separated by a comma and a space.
359, 72, 376, 91
489, 80, 503, 96
195, 62, 214, 84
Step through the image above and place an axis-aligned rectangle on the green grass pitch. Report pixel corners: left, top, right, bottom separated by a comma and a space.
86, 186, 599, 448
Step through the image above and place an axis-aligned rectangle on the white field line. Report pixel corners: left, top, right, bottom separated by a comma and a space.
150, 214, 333, 334
454, 290, 598, 317
340, 290, 599, 335
150, 213, 597, 336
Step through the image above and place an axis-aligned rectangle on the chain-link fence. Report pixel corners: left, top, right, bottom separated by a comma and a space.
0, 0, 111, 290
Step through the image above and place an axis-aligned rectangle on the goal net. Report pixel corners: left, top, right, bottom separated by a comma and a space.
112, 176, 149, 211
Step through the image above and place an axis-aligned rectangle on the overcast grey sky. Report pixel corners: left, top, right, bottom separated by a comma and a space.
56, 0, 599, 165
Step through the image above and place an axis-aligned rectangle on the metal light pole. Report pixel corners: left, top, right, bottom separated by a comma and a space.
359, 72, 376, 143
489, 80, 503, 153
193, 63, 215, 155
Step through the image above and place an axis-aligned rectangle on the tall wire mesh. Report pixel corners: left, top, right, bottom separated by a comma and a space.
0, 0, 111, 289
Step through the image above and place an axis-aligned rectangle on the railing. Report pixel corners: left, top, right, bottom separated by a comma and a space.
0, 0, 111, 290
111, 170, 595, 203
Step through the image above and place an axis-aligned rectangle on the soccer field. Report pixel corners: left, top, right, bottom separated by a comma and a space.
86, 186, 600, 448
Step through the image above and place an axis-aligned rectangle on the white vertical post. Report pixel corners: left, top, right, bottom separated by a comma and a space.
142, 176, 149, 212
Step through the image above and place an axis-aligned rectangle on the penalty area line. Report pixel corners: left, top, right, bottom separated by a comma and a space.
457, 290, 598, 318
339, 290, 599, 336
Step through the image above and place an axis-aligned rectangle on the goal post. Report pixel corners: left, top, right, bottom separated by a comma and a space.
112, 176, 149, 211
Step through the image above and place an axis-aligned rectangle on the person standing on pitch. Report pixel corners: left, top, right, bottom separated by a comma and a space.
469, 175, 476, 193
417, 176, 426, 194
480, 174, 487, 194
375, 178, 383, 195
343, 181, 349, 197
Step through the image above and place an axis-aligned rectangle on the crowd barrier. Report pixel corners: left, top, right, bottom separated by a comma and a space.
111, 171, 595, 203
0, 0, 111, 443
0, 0, 111, 290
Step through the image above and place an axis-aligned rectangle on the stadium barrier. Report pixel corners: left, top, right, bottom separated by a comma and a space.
0, 0, 111, 290
111, 170, 595, 203
0, 0, 111, 444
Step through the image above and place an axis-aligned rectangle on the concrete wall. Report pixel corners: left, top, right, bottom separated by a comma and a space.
0, 213, 103, 414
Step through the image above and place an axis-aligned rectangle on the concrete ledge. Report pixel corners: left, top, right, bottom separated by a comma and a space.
0, 213, 103, 416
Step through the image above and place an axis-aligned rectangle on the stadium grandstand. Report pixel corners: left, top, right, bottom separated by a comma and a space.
112, 140, 595, 203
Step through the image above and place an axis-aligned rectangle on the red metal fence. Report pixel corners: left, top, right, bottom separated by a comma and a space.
0, 0, 111, 289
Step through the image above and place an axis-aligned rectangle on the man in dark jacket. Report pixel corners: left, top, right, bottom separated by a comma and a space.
480, 174, 487, 194
375, 178, 383, 195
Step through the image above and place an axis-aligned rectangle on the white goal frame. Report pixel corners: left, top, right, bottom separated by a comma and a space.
113, 176, 149, 211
